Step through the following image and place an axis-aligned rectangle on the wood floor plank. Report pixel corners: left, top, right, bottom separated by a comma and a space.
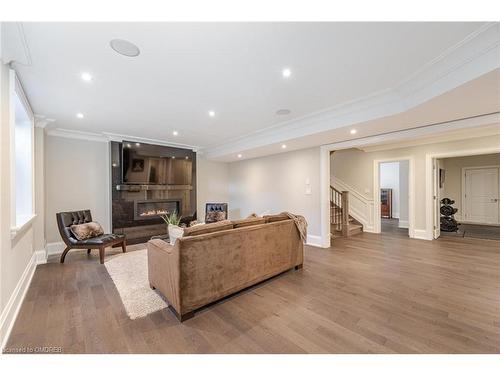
5, 223, 500, 353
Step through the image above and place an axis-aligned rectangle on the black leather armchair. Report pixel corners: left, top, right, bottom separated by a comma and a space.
56, 210, 126, 264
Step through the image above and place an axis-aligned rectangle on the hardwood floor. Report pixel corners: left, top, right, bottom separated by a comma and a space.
5, 231, 500, 353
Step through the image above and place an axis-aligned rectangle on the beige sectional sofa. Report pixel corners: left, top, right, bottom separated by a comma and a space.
147, 214, 304, 321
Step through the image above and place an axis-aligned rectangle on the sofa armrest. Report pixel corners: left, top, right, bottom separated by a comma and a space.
147, 239, 181, 314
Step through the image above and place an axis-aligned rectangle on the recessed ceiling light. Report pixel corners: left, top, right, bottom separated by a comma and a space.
81, 72, 92, 82
282, 68, 292, 78
172, 156, 176, 159
135, 142, 141, 146
76, 113, 84, 119
276, 109, 291, 115
281, 144, 287, 149
185, 156, 189, 159
126, 143, 131, 148
110, 39, 140, 57
237, 154, 242, 158
350, 129, 357, 135
173, 130, 178, 136
208, 110, 215, 117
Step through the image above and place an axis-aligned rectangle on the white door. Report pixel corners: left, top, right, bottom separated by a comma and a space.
464, 168, 499, 224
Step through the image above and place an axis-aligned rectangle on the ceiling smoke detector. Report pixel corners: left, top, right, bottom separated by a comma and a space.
110, 39, 140, 57
276, 109, 291, 115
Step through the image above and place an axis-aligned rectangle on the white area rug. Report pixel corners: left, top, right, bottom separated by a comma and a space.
104, 249, 168, 319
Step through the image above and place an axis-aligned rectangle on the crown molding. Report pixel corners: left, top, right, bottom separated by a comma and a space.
322, 112, 500, 153
1, 22, 31, 66
34, 114, 55, 128
204, 23, 500, 160
45, 127, 200, 150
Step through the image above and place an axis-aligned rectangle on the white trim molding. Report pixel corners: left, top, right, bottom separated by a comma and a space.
413, 229, 432, 241
45, 128, 200, 151
306, 235, 323, 248
46, 241, 65, 256
0, 251, 37, 350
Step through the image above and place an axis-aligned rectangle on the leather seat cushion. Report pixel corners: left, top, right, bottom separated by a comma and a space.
73, 233, 125, 245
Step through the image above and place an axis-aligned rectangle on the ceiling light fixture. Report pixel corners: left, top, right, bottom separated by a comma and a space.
135, 142, 141, 146
350, 129, 357, 135
110, 39, 140, 57
237, 154, 242, 158
172, 156, 176, 159
173, 130, 178, 136
276, 109, 291, 115
81, 72, 92, 82
76, 113, 84, 119
282, 68, 292, 78
208, 110, 215, 117
185, 156, 189, 159
281, 144, 287, 149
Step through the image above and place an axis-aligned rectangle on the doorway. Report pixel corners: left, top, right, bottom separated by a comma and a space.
378, 161, 410, 236
432, 153, 500, 241
373, 157, 414, 237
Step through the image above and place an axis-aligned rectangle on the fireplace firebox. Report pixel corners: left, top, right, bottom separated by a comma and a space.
134, 199, 181, 221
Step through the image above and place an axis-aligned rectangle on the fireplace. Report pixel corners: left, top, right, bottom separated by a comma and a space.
134, 199, 181, 221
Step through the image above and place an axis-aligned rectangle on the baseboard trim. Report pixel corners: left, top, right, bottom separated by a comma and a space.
306, 235, 323, 248
46, 241, 65, 256
398, 220, 409, 229
34, 249, 47, 265
413, 229, 432, 241
0, 251, 37, 350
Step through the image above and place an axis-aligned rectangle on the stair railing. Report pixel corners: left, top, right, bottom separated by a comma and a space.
330, 186, 350, 237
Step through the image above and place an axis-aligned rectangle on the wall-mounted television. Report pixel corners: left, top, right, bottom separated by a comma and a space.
121, 141, 195, 185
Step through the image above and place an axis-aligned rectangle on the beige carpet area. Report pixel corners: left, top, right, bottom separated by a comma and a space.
104, 249, 168, 319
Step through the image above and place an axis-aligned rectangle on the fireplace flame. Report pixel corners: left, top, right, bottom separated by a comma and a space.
139, 209, 169, 217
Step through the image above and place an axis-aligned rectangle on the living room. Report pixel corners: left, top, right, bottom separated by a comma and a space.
1, 1, 500, 373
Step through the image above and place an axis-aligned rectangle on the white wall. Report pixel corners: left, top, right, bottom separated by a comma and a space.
380, 162, 400, 218
228, 147, 321, 238
44, 136, 110, 244
0, 60, 44, 348
196, 155, 230, 222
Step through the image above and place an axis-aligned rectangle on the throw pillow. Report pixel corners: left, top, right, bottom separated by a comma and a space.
70, 221, 104, 241
206, 211, 226, 223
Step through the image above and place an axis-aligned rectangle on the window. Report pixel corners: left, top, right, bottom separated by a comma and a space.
10, 70, 35, 235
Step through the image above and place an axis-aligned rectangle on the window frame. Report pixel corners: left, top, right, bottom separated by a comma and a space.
9, 69, 36, 238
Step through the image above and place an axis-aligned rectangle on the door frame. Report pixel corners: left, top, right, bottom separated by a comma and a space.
426, 147, 500, 240
461, 165, 500, 224
373, 157, 415, 237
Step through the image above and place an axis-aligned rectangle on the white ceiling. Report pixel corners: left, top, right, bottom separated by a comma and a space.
8, 22, 498, 156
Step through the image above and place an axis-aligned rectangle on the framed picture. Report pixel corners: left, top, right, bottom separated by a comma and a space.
439, 168, 445, 188
132, 158, 145, 172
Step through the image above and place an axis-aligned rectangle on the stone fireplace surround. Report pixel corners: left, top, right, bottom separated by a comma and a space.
110, 141, 197, 244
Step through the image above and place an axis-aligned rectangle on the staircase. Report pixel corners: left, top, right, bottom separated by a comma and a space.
330, 186, 363, 238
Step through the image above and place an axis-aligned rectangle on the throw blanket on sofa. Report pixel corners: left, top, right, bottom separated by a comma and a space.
282, 212, 308, 242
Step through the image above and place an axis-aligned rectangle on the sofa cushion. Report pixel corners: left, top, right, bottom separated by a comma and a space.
232, 217, 266, 228
70, 221, 104, 240
263, 213, 289, 223
183, 220, 233, 237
